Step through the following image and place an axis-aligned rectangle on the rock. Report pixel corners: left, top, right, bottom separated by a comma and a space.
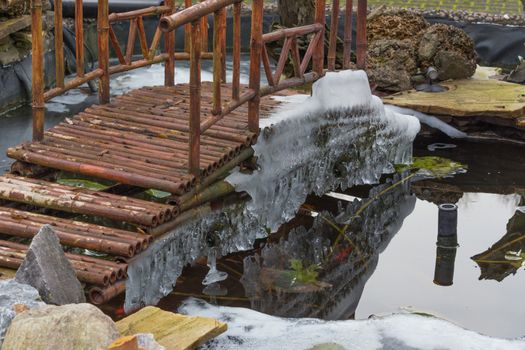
15, 225, 86, 305
108, 334, 165, 350
0, 279, 43, 348
2, 303, 119, 350
367, 8, 428, 42
367, 39, 418, 92
418, 24, 477, 81
506, 60, 525, 84
0, 0, 30, 17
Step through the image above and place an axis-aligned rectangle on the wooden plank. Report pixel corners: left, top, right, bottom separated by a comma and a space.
383, 79, 525, 119
116, 306, 227, 350
0, 16, 31, 40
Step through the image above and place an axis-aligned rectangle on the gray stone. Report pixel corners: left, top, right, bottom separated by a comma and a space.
2, 303, 119, 350
0, 279, 43, 347
15, 225, 86, 305
507, 60, 525, 84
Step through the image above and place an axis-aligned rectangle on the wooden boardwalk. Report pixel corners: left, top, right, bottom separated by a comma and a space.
0, 0, 368, 304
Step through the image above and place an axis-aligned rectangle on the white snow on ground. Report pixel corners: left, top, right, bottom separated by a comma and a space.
180, 298, 525, 350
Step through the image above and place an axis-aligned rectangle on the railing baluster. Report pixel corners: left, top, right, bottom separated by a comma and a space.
125, 19, 138, 65
75, 0, 84, 77
213, 8, 225, 115
300, 30, 322, 75
31, 0, 45, 141
97, 0, 110, 104
149, 25, 162, 60
200, 0, 209, 52
189, 20, 202, 176
290, 37, 302, 78
54, 0, 64, 88
109, 26, 126, 64
261, 45, 275, 86
248, 0, 263, 133
343, 0, 353, 69
137, 16, 149, 59
273, 37, 292, 84
232, 1, 241, 100
184, 0, 192, 52
313, 0, 326, 75
164, 0, 175, 86
221, 9, 227, 83
328, 0, 340, 71
356, 0, 367, 70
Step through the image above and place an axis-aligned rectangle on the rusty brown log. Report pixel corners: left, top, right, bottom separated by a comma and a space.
248, 0, 263, 133
313, 0, 326, 76
261, 72, 318, 97
108, 5, 171, 22
98, 0, 110, 104
125, 18, 138, 65
328, 0, 340, 71
262, 24, 323, 43
164, 0, 175, 86
261, 45, 275, 86
232, 1, 241, 100
290, 37, 302, 78
273, 37, 292, 84
0, 218, 137, 257
109, 26, 126, 64
212, 7, 226, 116
88, 280, 126, 304
356, 0, 367, 70
75, 0, 84, 77
31, 0, 44, 141
343, 0, 353, 69
6, 147, 190, 195
184, 0, 192, 52
160, 0, 241, 32
137, 17, 149, 59
44, 69, 104, 101
54, 0, 64, 88
200, 89, 257, 132
301, 31, 324, 75
189, 20, 202, 176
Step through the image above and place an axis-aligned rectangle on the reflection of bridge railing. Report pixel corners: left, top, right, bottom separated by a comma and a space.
30, 0, 368, 177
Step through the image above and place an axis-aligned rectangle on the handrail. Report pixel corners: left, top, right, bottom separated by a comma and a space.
262, 23, 323, 43
159, 0, 241, 32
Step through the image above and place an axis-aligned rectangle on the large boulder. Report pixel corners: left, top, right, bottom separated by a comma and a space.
2, 303, 120, 350
0, 279, 43, 347
367, 39, 418, 92
367, 7, 428, 42
418, 24, 477, 81
15, 225, 86, 305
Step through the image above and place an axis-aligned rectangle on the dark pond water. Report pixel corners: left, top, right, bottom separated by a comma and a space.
127, 137, 525, 340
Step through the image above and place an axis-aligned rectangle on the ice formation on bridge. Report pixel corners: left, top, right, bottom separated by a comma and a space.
124, 70, 420, 311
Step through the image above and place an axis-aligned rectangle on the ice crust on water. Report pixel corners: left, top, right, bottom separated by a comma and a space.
124, 71, 420, 311
385, 104, 468, 139
179, 298, 525, 350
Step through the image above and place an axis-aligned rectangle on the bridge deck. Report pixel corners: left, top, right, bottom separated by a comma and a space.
8, 83, 283, 196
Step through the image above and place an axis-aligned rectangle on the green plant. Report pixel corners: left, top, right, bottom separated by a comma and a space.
288, 259, 321, 285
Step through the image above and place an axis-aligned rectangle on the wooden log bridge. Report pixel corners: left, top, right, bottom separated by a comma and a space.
0, 0, 368, 303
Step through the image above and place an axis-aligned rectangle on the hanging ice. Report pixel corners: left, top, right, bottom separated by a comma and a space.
202, 248, 228, 286
124, 71, 420, 311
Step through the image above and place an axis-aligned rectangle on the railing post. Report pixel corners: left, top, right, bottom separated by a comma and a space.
356, 0, 367, 70
54, 0, 65, 88
189, 20, 202, 177
97, 0, 110, 104
328, 0, 340, 71
343, 0, 353, 69
200, 0, 209, 52
232, 1, 241, 100
31, 0, 45, 141
313, 0, 326, 76
212, 8, 225, 115
184, 0, 192, 52
248, 0, 263, 133
164, 0, 175, 86
75, 0, 84, 77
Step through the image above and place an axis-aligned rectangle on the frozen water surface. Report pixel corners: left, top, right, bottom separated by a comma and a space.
179, 298, 525, 350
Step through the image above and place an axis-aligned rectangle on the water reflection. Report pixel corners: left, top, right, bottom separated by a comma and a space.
471, 199, 525, 282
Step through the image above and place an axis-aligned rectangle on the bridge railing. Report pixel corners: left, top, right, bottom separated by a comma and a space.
31, 0, 367, 178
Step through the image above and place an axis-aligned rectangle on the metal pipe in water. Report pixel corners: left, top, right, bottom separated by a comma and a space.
433, 203, 459, 286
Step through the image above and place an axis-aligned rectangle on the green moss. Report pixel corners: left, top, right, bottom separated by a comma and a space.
396, 156, 467, 178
